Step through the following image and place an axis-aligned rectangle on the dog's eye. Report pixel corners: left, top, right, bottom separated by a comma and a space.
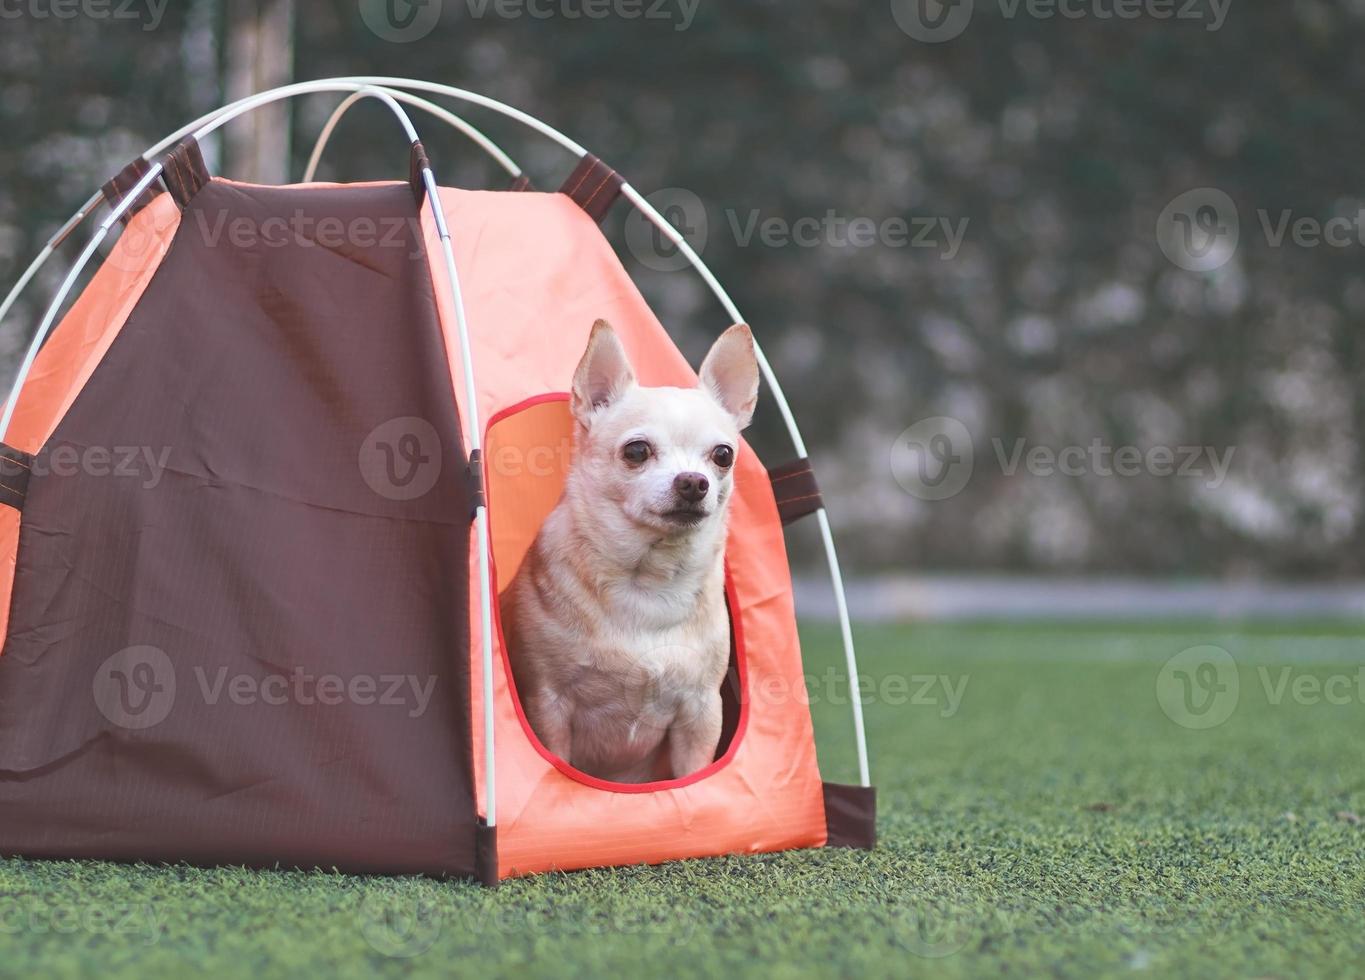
711, 445, 735, 469
622, 440, 652, 465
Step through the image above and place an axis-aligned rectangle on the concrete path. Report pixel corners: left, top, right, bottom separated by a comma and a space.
792, 575, 1365, 622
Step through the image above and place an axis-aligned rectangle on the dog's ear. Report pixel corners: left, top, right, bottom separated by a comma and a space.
699, 323, 760, 430
572, 320, 637, 426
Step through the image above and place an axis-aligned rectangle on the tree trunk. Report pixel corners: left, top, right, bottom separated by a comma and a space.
223, 0, 295, 184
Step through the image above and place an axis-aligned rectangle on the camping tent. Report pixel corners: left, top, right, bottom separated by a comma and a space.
0, 79, 873, 884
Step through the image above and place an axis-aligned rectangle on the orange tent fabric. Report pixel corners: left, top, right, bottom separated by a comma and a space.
0, 194, 181, 648
423, 190, 827, 877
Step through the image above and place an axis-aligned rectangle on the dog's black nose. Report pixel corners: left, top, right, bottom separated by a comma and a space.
673, 472, 709, 503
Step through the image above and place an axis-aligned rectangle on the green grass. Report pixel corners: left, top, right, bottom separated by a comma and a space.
3, 620, 1365, 978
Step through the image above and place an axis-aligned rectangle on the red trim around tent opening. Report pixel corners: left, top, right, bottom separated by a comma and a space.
483, 392, 751, 795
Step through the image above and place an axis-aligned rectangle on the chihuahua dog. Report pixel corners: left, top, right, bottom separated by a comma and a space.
500, 320, 759, 783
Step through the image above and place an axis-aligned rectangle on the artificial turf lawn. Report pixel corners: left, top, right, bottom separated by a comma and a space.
2, 620, 1363, 978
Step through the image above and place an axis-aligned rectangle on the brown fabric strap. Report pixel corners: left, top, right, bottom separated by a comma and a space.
823, 782, 876, 849
476, 821, 498, 887
467, 449, 486, 516
159, 137, 210, 208
768, 456, 823, 525
102, 157, 162, 226
0, 445, 32, 512
409, 141, 431, 205
558, 153, 623, 223
508, 174, 533, 192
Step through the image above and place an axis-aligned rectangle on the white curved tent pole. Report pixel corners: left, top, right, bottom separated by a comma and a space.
190, 83, 420, 145
0, 83, 438, 391
143, 76, 589, 164
0, 168, 165, 441
414, 158, 498, 831
1, 77, 556, 344
303, 90, 522, 184
0, 192, 101, 352
1, 82, 422, 435
0, 247, 58, 358
0, 82, 443, 342
619, 182, 870, 789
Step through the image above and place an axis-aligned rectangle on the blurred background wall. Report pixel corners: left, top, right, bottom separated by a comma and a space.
0, 0, 1362, 584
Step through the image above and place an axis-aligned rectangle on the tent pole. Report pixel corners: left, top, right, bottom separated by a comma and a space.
416, 161, 498, 832
0, 192, 102, 377
1, 77, 568, 350
619, 181, 871, 789
0, 168, 164, 442
302, 90, 522, 184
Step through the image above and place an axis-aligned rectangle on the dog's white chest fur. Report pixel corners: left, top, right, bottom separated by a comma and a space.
502, 507, 732, 782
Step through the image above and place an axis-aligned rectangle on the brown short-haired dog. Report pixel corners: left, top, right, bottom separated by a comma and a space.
500, 320, 759, 783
